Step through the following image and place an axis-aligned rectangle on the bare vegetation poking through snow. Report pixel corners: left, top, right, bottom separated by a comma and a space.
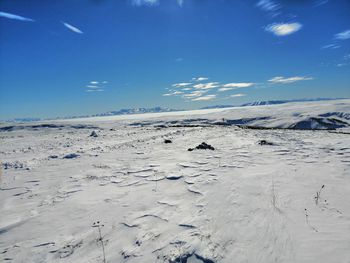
314, 184, 325, 205
92, 221, 106, 263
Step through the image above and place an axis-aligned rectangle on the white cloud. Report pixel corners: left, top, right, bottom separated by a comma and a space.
182, 87, 192, 91
336, 63, 349, 67
335, 30, 350, 40
268, 76, 313, 84
191, 95, 216, 101
193, 82, 219, 90
85, 89, 104, 92
192, 77, 209, 82
265, 22, 302, 36
0, 11, 34, 22
218, 87, 234, 92
222, 82, 255, 89
230, 93, 246, 98
162, 91, 184, 96
62, 22, 83, 34
85, 80, 108, 92
335, 54, 350, 67
256, 0, 280, 12
172, 82, 192, 88
183, 90, 208, 98
132, 0, 159, 6
218, 83, 254, 92
315, 0, 329, 6
131, 0, 183, 7
177, 0, 184, 7
321, 44, 341, 50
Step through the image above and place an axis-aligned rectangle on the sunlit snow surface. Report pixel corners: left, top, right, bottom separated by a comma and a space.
1, 100, 350, 262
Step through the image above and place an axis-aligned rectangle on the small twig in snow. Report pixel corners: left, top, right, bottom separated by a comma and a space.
304, 209, 318, 232
92, 221, 106, 263
314, 185, 325, 205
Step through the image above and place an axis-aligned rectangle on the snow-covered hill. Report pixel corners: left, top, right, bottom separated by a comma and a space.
0, 99, 350, 262
201, 98, 345, 109
47, 99, 350, 131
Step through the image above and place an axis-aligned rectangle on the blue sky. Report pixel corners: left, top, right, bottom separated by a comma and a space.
0, 0, 349, 119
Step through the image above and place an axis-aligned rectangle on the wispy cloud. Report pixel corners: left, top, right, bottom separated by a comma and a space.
192, 77, 209, 82
132, 0, 159, 6
193, 82, 219, 90
336, 54, 350, 67
230, 93, 246, 98
268, 76, 313, 84
322, 30, 350, 50
132, 0, 183, 7
314, 0, 329, 7
335, 30, 350, 40
166, 77, 254, 102
191, 94, 216, 101
172, 82, 192, 88
265, 22, 302, 36
62, 21, 83, 34
175, 57, 184, 62
85, 89, 104, 92
321, 44, 340, 50
163, 91, 184, 96
85, 80, 108, 92
256, 0, 280, 12
336, 63, 349, 67
0, 11, 34, 22
256, 0, 281, 17
183, 90, 208, 98
222, 82, 255, 89
177, 0, 184, 7
218, 87, 234, 92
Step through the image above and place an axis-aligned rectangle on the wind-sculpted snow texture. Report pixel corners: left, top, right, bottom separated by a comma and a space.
1, 100, 350, 262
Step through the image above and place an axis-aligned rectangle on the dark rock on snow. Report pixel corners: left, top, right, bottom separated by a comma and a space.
90, 131, 98, 137
63, 153, 80, 159
258, 140, 274, 146
188, 142, 215, 151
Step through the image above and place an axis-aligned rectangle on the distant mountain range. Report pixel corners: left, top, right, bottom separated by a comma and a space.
11, 118, 42, 122
4, 98, 347, 122
56, 107, 180, 120
92, 106, 178, 116
2, 107, 180, 123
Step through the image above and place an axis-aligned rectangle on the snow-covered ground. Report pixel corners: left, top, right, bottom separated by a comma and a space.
1, 100, 350, 263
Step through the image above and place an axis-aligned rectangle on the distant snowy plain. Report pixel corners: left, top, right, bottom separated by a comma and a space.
1, 99, 350, 262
